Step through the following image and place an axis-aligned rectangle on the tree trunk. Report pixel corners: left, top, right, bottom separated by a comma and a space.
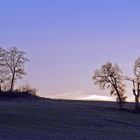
113, 79, 123, 110
135, 96, 139, 111
115, 88, 122, 110
0, 85, 2, 92
119, 100, 122, 110
10, 73, 15, 92
133, 89, 140, 111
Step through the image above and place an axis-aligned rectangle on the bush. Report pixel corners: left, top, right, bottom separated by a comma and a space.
16, 84, 38, 96
0, 84, 38, 99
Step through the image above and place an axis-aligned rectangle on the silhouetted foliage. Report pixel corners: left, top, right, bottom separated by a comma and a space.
93, 62, 127, 109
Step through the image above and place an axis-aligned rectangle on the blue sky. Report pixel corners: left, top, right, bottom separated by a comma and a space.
0, 0, 140, 100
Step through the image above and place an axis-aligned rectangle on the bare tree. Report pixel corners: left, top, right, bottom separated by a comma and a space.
126, 57, 140, 111
93, 62, 127, 109
0, 48, 10, 91
3, 47, 29, 92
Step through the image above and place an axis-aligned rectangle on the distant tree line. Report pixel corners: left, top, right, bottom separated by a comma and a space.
93, 57, 140, 111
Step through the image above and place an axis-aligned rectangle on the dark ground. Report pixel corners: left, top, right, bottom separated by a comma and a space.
0, 98, 139, 140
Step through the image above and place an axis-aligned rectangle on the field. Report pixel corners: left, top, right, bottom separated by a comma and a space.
0, 98, 139, 140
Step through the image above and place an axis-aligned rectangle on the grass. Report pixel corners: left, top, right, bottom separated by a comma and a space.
0, 98, 139, 139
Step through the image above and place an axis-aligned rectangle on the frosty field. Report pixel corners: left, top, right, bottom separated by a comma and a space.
0, 98, 139, 140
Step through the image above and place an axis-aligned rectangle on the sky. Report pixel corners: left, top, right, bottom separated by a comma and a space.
0, 0, 140, 101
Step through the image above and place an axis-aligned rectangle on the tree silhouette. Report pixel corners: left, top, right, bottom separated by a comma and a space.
0, 48, 10, 90
3, 47, 29, 92
126, 57, 140, 111
93, 62, 127, 109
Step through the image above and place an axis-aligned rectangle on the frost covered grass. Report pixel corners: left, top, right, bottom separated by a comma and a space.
0, 99, 139, 140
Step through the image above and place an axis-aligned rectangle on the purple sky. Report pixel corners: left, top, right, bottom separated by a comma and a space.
0, 0, 140, 100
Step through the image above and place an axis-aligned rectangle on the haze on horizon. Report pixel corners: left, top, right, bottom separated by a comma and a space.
0, 0, 140, 101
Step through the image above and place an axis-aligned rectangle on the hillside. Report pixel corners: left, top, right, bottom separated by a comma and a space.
0, 98, 139, 140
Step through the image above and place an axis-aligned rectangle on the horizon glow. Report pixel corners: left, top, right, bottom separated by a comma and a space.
0, 1, 140, 101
